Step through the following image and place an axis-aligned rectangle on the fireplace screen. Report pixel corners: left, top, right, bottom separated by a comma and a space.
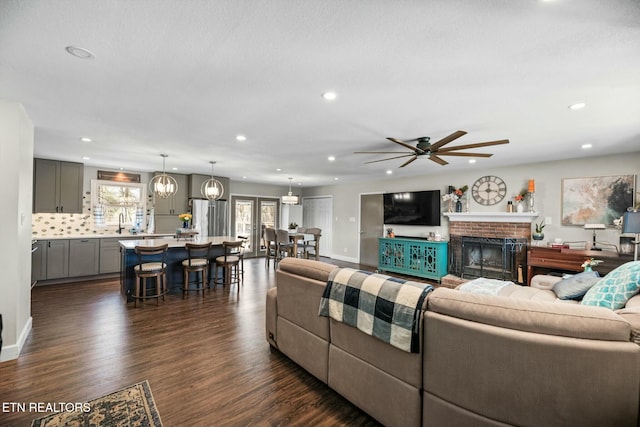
449, 236, 528, 282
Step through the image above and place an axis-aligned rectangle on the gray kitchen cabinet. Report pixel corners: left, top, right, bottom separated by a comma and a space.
33, 158, 84, 213
99, 238, 138, 274
153, 215, 181, 234
153, 172, 188, 215
188, 174, 229, 200
31, 240, 48, 282
46, 239, 69, 279
69, 239, 100, 277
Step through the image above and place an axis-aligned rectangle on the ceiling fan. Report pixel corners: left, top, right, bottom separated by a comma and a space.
354, 130, 509, 167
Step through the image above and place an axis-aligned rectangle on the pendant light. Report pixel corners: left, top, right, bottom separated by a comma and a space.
148, 154, 178, 199
282, 177, 299, 205
201, 161, 224, 200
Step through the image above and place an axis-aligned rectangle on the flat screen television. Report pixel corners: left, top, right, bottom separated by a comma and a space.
383, 190, 441, 226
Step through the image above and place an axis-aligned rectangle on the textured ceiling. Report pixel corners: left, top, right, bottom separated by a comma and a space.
1, 0, 639, 187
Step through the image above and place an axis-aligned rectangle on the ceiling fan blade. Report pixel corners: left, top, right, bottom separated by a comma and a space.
436, 139, 510, 153
429, 154, 449, 165
386, 137, 425, 154
436, 151, 494, 158
354, 151, 413, 154
429, 130, 467, 151
399, 156, 418, 168
364, 154, 415, 164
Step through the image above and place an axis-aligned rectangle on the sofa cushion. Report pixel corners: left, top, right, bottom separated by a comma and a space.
428, 287, 631, 341
581, 261, 640, 310
552, 270, 601, 300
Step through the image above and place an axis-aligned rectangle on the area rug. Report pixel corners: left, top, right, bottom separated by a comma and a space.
31, 380, 163, 427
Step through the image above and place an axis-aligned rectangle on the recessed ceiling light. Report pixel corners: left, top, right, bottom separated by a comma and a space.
569, 102, 586, 110
236, 134, 246, 142
469, 159, 477, 164
65, 46, 95, 59
80, 137, 92, 142
171, 167, 178, 171
328, 156, 335, 162
242, 176, 247, 179
276, 168, 282, 172
581, 143, 593, 149
82, 156, 90, 160
119, 167, 124, 170
322, 92, 337, 101
334, 177, 339, 181
386, 170, 393, 175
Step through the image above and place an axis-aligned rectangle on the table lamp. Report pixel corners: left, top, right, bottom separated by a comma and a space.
584, 223, 606, 251
622, 211, 640, 261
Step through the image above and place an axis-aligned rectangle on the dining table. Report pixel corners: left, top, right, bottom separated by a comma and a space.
288, 232, 320, 260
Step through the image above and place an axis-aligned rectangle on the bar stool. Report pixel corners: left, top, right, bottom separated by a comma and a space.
213, 240, 244, 291
133, 244, 169, 307
181, 242, 212, 298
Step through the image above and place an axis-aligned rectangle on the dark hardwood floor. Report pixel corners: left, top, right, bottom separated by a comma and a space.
0, 257, 383, 427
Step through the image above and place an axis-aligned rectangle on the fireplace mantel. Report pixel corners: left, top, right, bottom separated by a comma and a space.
444, 212, 539, 223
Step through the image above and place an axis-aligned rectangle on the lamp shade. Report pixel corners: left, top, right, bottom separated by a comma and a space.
282, 177, 299, 205
623, 211, 640, 234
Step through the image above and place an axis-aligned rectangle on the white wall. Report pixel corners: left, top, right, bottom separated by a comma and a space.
303, 152, 640, 263
0, 100, 34, 361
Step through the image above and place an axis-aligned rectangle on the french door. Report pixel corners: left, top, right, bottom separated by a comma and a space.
230, 196, 279, 258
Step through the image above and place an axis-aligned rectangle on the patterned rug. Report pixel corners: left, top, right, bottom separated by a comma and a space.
31, 380, 163, 427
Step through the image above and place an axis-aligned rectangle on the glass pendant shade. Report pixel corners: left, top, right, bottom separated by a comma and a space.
149, 154, 178, 199
201, 161, 224, 200
282, 177, 299, 205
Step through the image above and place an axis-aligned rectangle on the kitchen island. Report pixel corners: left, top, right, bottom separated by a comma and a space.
119, 236, 240, 302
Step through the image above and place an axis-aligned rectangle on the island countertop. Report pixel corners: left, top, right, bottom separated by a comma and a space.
119, 235, 240, 250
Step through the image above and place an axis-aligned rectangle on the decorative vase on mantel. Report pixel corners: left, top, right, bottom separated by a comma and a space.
516, 201, 524, 213
455, 199, 463, 213
532, 232, 544, 241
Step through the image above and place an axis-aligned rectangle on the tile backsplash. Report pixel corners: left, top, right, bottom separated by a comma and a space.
32, 192, 122, 237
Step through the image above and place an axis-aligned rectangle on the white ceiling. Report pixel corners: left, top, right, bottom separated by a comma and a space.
1, 0, 639, 187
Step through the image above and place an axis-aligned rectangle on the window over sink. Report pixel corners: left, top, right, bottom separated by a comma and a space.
90, 179, 146, 228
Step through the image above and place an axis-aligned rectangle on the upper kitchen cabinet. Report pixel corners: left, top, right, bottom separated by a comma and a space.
33, 158, 84, 213
188, 174, 229, 200
152, 172, 188, 215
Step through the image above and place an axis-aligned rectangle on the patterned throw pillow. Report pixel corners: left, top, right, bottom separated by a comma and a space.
581, 261, 640, 310
552, 271, 600, 300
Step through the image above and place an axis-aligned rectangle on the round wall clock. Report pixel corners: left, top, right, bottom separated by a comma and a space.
471, 175, 507, 206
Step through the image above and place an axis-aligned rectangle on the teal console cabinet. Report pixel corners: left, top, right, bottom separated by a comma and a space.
378, 237, 448, 282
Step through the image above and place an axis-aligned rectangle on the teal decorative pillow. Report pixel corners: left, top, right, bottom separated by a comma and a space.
553, 271, 600, 300
581, 261, 640, 310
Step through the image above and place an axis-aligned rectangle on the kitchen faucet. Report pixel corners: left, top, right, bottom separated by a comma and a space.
117, 212, 125, 234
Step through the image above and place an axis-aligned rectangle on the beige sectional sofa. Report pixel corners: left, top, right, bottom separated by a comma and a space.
265, 258, 640, 427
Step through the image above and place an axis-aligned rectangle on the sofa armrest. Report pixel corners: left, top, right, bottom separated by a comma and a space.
428, 287, 631, 342
530, 274, 562, 290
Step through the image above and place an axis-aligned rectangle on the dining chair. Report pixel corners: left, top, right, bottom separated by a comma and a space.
303, 227, 322, 260
264, 227, 278, 268
133, 243, 169, 307
276, 228, 294, 261
181, 242, 211, 298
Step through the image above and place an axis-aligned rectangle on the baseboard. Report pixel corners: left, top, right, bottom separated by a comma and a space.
0, 316, 32, 362
329, 254, 359, 264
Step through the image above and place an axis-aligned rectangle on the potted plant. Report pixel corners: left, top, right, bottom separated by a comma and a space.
288, 222, 298, 231
533, 220, 545, 240
386, 227, 395, 238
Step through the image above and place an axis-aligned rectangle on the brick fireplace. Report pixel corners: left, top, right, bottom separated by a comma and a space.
441, 213, 538, 288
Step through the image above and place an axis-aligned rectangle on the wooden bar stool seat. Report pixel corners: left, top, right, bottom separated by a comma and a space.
181, 242, 212, 298
133, 244, 169, 307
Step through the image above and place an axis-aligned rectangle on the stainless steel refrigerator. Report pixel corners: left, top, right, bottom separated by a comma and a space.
191, 199, 229, 237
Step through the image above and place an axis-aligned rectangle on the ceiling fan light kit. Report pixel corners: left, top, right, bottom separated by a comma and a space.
355, 130, 509, 168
